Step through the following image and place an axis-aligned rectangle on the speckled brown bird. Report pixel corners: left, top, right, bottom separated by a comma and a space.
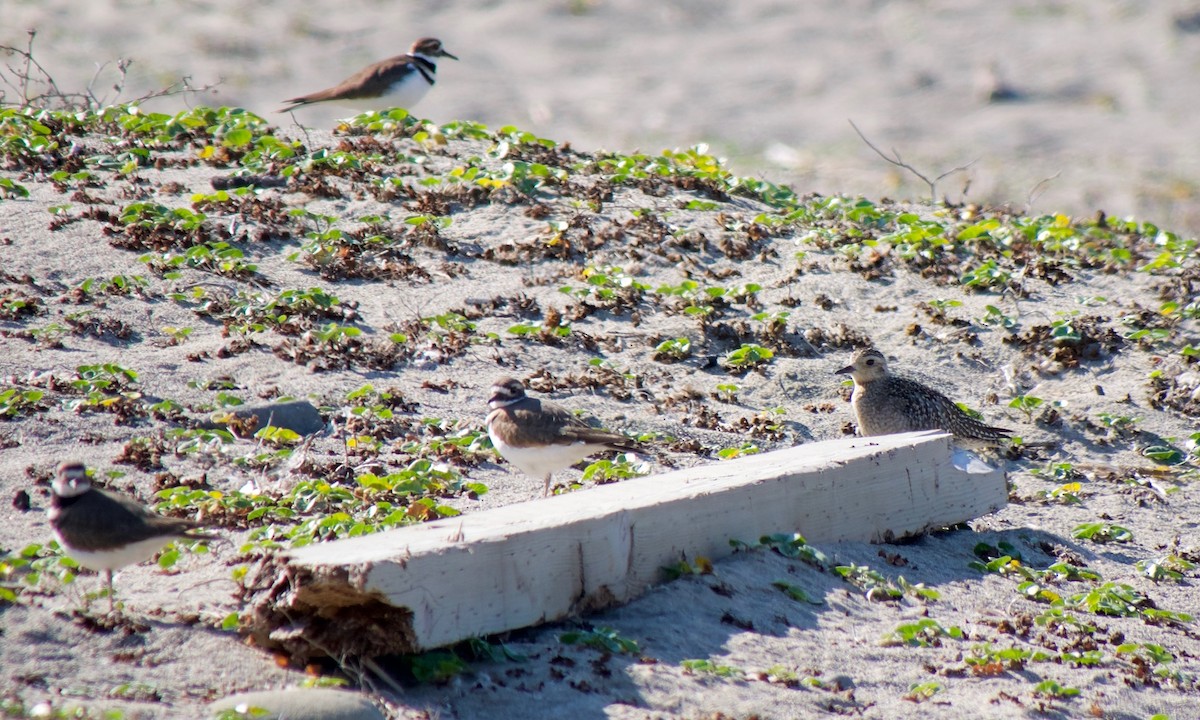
486, 377, 642, 496
836, 348, 1012, 441
48, 462, 217, 611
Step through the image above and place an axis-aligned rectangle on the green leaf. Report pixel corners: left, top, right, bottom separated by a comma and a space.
222, 127, 253, 147
158, 548, 180, 569
772, 580, 821, 604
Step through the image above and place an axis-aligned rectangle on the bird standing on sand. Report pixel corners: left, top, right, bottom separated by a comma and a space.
48, 462, 217, 612
835, 348, 1012, 442
278, 37, 458, 113
487, 377, 642, 496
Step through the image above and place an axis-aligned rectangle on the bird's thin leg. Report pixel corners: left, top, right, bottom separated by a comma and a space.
104, 570, 114, 613
543, 474, 552, 497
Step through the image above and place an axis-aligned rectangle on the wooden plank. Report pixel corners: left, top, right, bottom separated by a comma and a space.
246, 431, 1005, 657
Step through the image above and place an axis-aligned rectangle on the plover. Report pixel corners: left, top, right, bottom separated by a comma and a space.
836, 348, 1012, 441
487, 377, 642, 496
278, 37, 457, 113
48, 462, 216, 611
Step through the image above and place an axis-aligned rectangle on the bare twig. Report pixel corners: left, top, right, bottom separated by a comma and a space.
361, 656, 407, 697
84, 57, 131, 108
1, 30, 67, 105
1, 28, 220, 111
280, 115, 317, 155
1025, 171, 1063, 213
848, 119, 978, 204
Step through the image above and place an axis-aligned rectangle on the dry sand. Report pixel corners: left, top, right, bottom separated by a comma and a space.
6, 0, 1200, 232
1, 2, 1199, 719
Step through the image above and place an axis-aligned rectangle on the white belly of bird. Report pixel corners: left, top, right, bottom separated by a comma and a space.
55, 532, 177, 572
378, 76, 432, 110
489, 429, 601, 481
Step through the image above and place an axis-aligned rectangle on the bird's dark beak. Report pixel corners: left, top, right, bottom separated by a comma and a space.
488, 392, 502, 405
835, 365, 854, 375
442, 50, 459, 61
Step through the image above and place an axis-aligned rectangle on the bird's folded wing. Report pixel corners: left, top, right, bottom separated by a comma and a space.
71, 493, 213, 550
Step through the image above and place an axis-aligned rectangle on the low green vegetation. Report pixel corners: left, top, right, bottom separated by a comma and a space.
680, 658, 745, 679
1, 95, 1198, 716
559, 626, 641, 655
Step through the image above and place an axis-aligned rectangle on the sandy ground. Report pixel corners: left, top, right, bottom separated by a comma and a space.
1, 2, 1199, 719
5, 0, 1200, 232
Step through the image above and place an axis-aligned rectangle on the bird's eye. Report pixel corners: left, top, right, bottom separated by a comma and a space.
866, 358, 875, 366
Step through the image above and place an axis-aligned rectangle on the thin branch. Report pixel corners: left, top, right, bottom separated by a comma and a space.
85, 57, 131, 107
1, 30, 67, 105
361, 656, 407, 697
1025, 171, 1063, 213
1, 29, 220, 111
848, 119, 978, 204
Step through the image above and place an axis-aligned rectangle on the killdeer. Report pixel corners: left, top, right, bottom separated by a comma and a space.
278, 37, 457, 113
487, 377, 642, 496
48, 462, 217, 611
836, 348, 1012, 442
